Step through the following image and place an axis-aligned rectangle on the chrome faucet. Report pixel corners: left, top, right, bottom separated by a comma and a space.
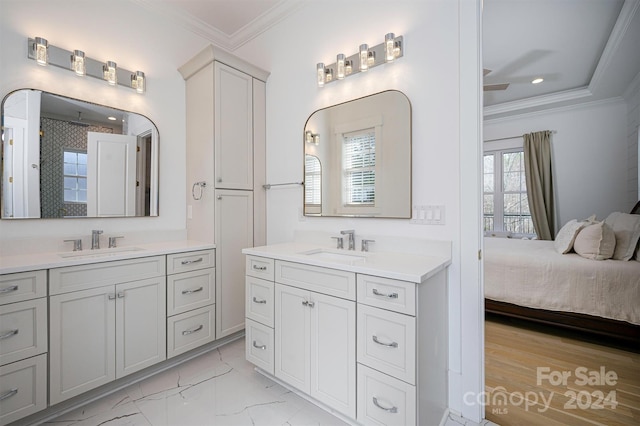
91, 230, 103, 250
340, 229, 355, 250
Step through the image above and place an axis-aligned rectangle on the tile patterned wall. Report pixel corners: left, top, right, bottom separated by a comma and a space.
40, 118, 113, 218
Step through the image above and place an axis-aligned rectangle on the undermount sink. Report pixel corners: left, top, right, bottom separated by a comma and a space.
299, 248, 367, 264
58, 246, 145, 259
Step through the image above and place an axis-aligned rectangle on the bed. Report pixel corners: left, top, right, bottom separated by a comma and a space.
484, 236, 640, 348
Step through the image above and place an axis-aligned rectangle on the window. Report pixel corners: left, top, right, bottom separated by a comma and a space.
342, 129, 375, 205
63, 150, 87, 203
483, 149, 535, 236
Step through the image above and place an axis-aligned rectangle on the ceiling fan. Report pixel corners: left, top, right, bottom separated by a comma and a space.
483, 69, 510, 91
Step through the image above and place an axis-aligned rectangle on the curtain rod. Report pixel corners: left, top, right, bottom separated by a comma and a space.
484, 130, 556, 143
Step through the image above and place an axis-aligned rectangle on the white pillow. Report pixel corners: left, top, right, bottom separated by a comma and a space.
604, 212, 640, 261
554, 219, 589, 254
573, 222, 616, 260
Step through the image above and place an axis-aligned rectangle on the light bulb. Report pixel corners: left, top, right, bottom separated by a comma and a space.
71, 50, 85, 76
316, 63, 325, 87
385, 33, 395, 62
35, 37, 48, 66
359, 44, 368, 72
104, 61, 117, 86
132, 71, 145, 93
337, 54, 345, 80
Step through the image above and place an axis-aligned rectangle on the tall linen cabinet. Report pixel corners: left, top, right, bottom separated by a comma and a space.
179, 46, 268, 339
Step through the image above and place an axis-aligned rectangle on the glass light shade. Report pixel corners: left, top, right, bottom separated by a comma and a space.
393, 40, 402, 58
313, 135, 320, 145
71, 50, 85, 76
316, 63, 325, 87
132, 71, 145, 93
325, 68, 333, 83
305, 131, 314, 144
345, 60, 352, 76
35, 37, 48, 66
367, 51, 376, 67
337, 54, 345, 80
359, 44, 368, 72
104, 61, 117, 85
385, 33, 395, 62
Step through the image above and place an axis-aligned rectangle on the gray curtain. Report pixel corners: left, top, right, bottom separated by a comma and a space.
523, 131, 555, 240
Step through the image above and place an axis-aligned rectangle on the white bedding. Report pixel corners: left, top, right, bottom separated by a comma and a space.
484, 237, 640, 325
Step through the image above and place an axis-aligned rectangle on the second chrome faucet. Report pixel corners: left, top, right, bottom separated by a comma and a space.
340, 229, 355, 250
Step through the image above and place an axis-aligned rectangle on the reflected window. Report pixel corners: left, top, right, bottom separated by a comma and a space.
63, 150, 87, 203
342, 129, 375, 205
305, 154, 322, 214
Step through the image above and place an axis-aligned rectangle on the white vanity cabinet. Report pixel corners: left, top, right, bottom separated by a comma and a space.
49, 257, 167, 404
0, 270, 48, 426
245, 255, 275, 374
166, 249, 216, 358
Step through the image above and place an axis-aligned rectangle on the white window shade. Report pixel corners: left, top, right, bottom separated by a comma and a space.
343, 130, 375, 205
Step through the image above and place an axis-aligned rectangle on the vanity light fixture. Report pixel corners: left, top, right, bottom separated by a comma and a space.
131, 71, 145, 93
34, 37, 48, 66
71, 50, 85, 76
27, 37, 146, 93
305, 130, 319, 145
316, 33, 403, 87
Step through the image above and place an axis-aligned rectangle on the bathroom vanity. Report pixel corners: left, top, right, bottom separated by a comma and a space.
242, 236, 451, 426
0, 241, 219, 425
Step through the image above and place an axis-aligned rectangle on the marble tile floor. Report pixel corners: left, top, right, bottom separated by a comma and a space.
43, 338, 483, 426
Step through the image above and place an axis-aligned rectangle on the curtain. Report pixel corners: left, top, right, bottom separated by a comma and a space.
523, 131, 555, 240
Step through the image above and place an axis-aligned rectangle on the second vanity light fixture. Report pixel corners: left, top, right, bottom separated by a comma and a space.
317, 32, 403, 87
28, 37, 146, 94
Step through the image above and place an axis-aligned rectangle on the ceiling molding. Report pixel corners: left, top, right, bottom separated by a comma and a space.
131, 0, 304, 51
484, 96, 626, 125
483, 87, 593, 118
589, 0, 640, 92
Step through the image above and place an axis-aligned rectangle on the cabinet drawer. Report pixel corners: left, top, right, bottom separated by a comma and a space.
167, 250, 215, 275
167, 268, 215, 316
50, 256, 166, 295
357, 363, 416, 426
245, 276, 274, 327
357, 304, 416, 384
0, 271, 46, 306
357, 274, 416, 316
0, 354, 47, 426
275, 261, 355, 301
167, 305, 215, 358
245, 318, 274, 374
246, 256, 274, 281
0, 299, 47, 367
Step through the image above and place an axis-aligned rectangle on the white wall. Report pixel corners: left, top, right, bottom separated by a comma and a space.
234, 0, 483, 420
0, 0, 207, 249
484, 98, 629, 228
624, 72, 640, 204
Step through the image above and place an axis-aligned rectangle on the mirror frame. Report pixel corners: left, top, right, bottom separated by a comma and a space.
1, 88, 160, 219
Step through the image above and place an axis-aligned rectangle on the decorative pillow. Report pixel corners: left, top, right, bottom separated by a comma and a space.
573, 222, 616, 260
554, 219, 588, 254
604, 212, 640, 261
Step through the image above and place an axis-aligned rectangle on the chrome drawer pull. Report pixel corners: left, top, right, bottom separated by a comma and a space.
252, 341, 267, 350
0, 285, 18, 294
372, 335, 398, 348
372, 396, 398, 413
0, 388, 18, 402
301, 300, 315, 308
0, 329, 19, 340
252, 265, 267, 271
372, 288, 399, 299
182, 287, 204, 295
181, 257, 203, 265
182, 324, 204, 336
108, 294, 116, 300
252, 297, 267, 304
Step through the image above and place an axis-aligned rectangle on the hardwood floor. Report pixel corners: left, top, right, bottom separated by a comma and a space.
485, 317, 640, 425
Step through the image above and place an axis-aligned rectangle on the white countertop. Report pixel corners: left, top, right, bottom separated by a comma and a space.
0, 240, 215, 275
243, 242, 451, 283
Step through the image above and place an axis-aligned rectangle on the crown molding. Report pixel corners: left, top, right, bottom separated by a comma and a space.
132, 0, 304, 51
483, 87, 593, 118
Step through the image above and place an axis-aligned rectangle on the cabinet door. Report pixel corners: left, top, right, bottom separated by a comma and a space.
214, 62, 253, 190
275, 284, 310, 393
215, 189, 253, 338
115, 277, 166, 379
310, 292, 356, 418
50, 286, 115, 405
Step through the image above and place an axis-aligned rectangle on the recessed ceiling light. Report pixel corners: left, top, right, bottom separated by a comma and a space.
107, 116, 117, 121
531, 77, 544, 84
